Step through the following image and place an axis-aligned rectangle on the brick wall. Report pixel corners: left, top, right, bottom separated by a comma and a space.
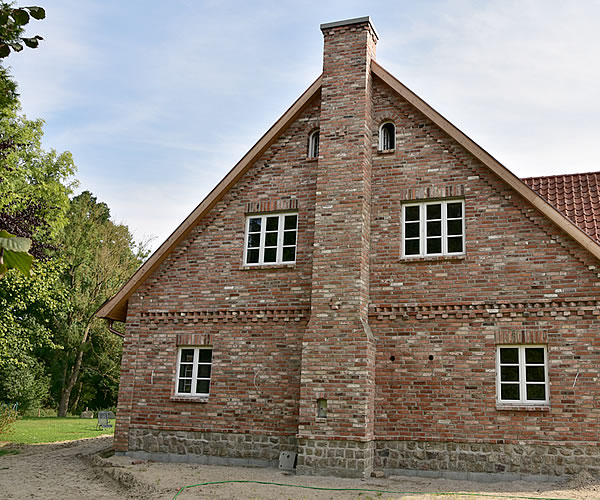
369, 75, 600, 446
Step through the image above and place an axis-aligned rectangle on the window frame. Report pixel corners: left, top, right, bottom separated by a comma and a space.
244, 212, 298, 266
174, 346, 212, 398
496, 345, 549, 405
402, 199, 465, 258
378, 121, 396, 151
308, 129, 320, 158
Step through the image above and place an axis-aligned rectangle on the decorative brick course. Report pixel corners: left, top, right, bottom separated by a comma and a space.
245, 198, 299, 214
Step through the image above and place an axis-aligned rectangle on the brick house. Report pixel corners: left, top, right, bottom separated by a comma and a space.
97, 17, 600, 479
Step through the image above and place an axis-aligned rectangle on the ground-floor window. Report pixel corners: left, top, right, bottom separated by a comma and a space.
496, 345, 548, 404
175, 347, 212, 396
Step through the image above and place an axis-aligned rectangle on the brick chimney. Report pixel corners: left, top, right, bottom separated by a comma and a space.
297, 17, 378, 478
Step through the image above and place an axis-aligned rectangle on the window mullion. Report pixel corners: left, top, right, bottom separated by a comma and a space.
191, 348, 199, 396
519, 347, 526, 403
441, 201, 447, 255
259, 216, 266, 264
420, 204, 426, 257
277, 214, 284, 263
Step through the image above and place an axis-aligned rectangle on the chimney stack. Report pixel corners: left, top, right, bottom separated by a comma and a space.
297, 17, 378, 478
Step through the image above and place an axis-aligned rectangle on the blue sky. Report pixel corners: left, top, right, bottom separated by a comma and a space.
6, 0, 600, 250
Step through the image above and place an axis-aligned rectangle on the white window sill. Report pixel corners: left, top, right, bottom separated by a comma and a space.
496, 403, 550, 412
240, 263, 296, 271
377, 149, 395, 154
171, 395, 209, 403
401, 253, 466, 263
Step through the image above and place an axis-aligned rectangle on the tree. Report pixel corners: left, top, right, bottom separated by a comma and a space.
0, 3, 45, 58
0, 83, 75, 370
51, 192, 146, 416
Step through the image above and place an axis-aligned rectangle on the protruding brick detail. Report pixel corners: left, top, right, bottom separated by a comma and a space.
142, 308, 310, 323
245, 198, 299, 214
299, 18, 378, 476
176, 333, 211, 346
495, 328, 547, 344
398, 184, 465, 201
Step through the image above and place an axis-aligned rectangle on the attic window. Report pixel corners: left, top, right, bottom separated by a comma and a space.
403, 200, 464, 257
379, 122, 395, 151
308, 130, 319, 158
245, 213, 298, 265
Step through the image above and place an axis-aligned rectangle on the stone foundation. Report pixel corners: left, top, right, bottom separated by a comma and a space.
296, 438, 375, 478
126, 429, 296, 467
124, 430, 600, 479
375, 440, 600, 478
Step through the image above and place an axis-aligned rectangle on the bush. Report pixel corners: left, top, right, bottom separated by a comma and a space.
0, 355, 51, 413
0, 403, 19, 436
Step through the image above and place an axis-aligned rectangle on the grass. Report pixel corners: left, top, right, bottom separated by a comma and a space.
0, 416, 115, 445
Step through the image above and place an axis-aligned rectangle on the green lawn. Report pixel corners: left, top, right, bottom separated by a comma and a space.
1, 417, 115, 445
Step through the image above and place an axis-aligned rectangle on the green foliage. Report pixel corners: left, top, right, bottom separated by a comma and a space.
0, 104, 77, 251
0, 3, 45, 58
2, 416, 115, 444
0, 228, 33, 277
0, 402, 19, 435
0, 354, 50, 412
0, 259, 67, 369
0, 66, 17, 110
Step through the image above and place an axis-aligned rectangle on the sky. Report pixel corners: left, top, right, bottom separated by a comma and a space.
5, 0, 600, 251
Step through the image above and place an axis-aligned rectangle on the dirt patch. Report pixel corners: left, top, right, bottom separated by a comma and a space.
2, 437, 600, 499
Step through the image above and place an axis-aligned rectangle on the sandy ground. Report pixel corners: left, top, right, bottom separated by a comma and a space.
1, 437, 600, 499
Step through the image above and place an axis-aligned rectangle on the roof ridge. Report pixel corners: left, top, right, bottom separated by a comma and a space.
522, 171, 600, 181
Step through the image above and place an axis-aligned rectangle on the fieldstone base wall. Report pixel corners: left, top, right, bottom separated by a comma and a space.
375, 440, 600, 479
296, 438, 375, 478
127, 428, 296, 467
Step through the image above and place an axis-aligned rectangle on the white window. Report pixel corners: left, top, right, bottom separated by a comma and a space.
175, 347, 212, 396
308, 130, 319, 158
402, 200, 464, 257
379, 122, 395, 151
245, 213, 298, 265
496, 345, 549, 405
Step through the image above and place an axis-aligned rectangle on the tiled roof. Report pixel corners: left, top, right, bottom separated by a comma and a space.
523, 173, 600, 243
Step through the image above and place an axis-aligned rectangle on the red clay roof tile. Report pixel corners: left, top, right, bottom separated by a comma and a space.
523, 172, 600, 243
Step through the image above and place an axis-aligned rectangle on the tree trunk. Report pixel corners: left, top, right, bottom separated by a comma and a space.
58, 322, 92, 417
70, 381, 83, 414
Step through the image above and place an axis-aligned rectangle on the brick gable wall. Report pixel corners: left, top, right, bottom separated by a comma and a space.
114, 19, 600, 478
